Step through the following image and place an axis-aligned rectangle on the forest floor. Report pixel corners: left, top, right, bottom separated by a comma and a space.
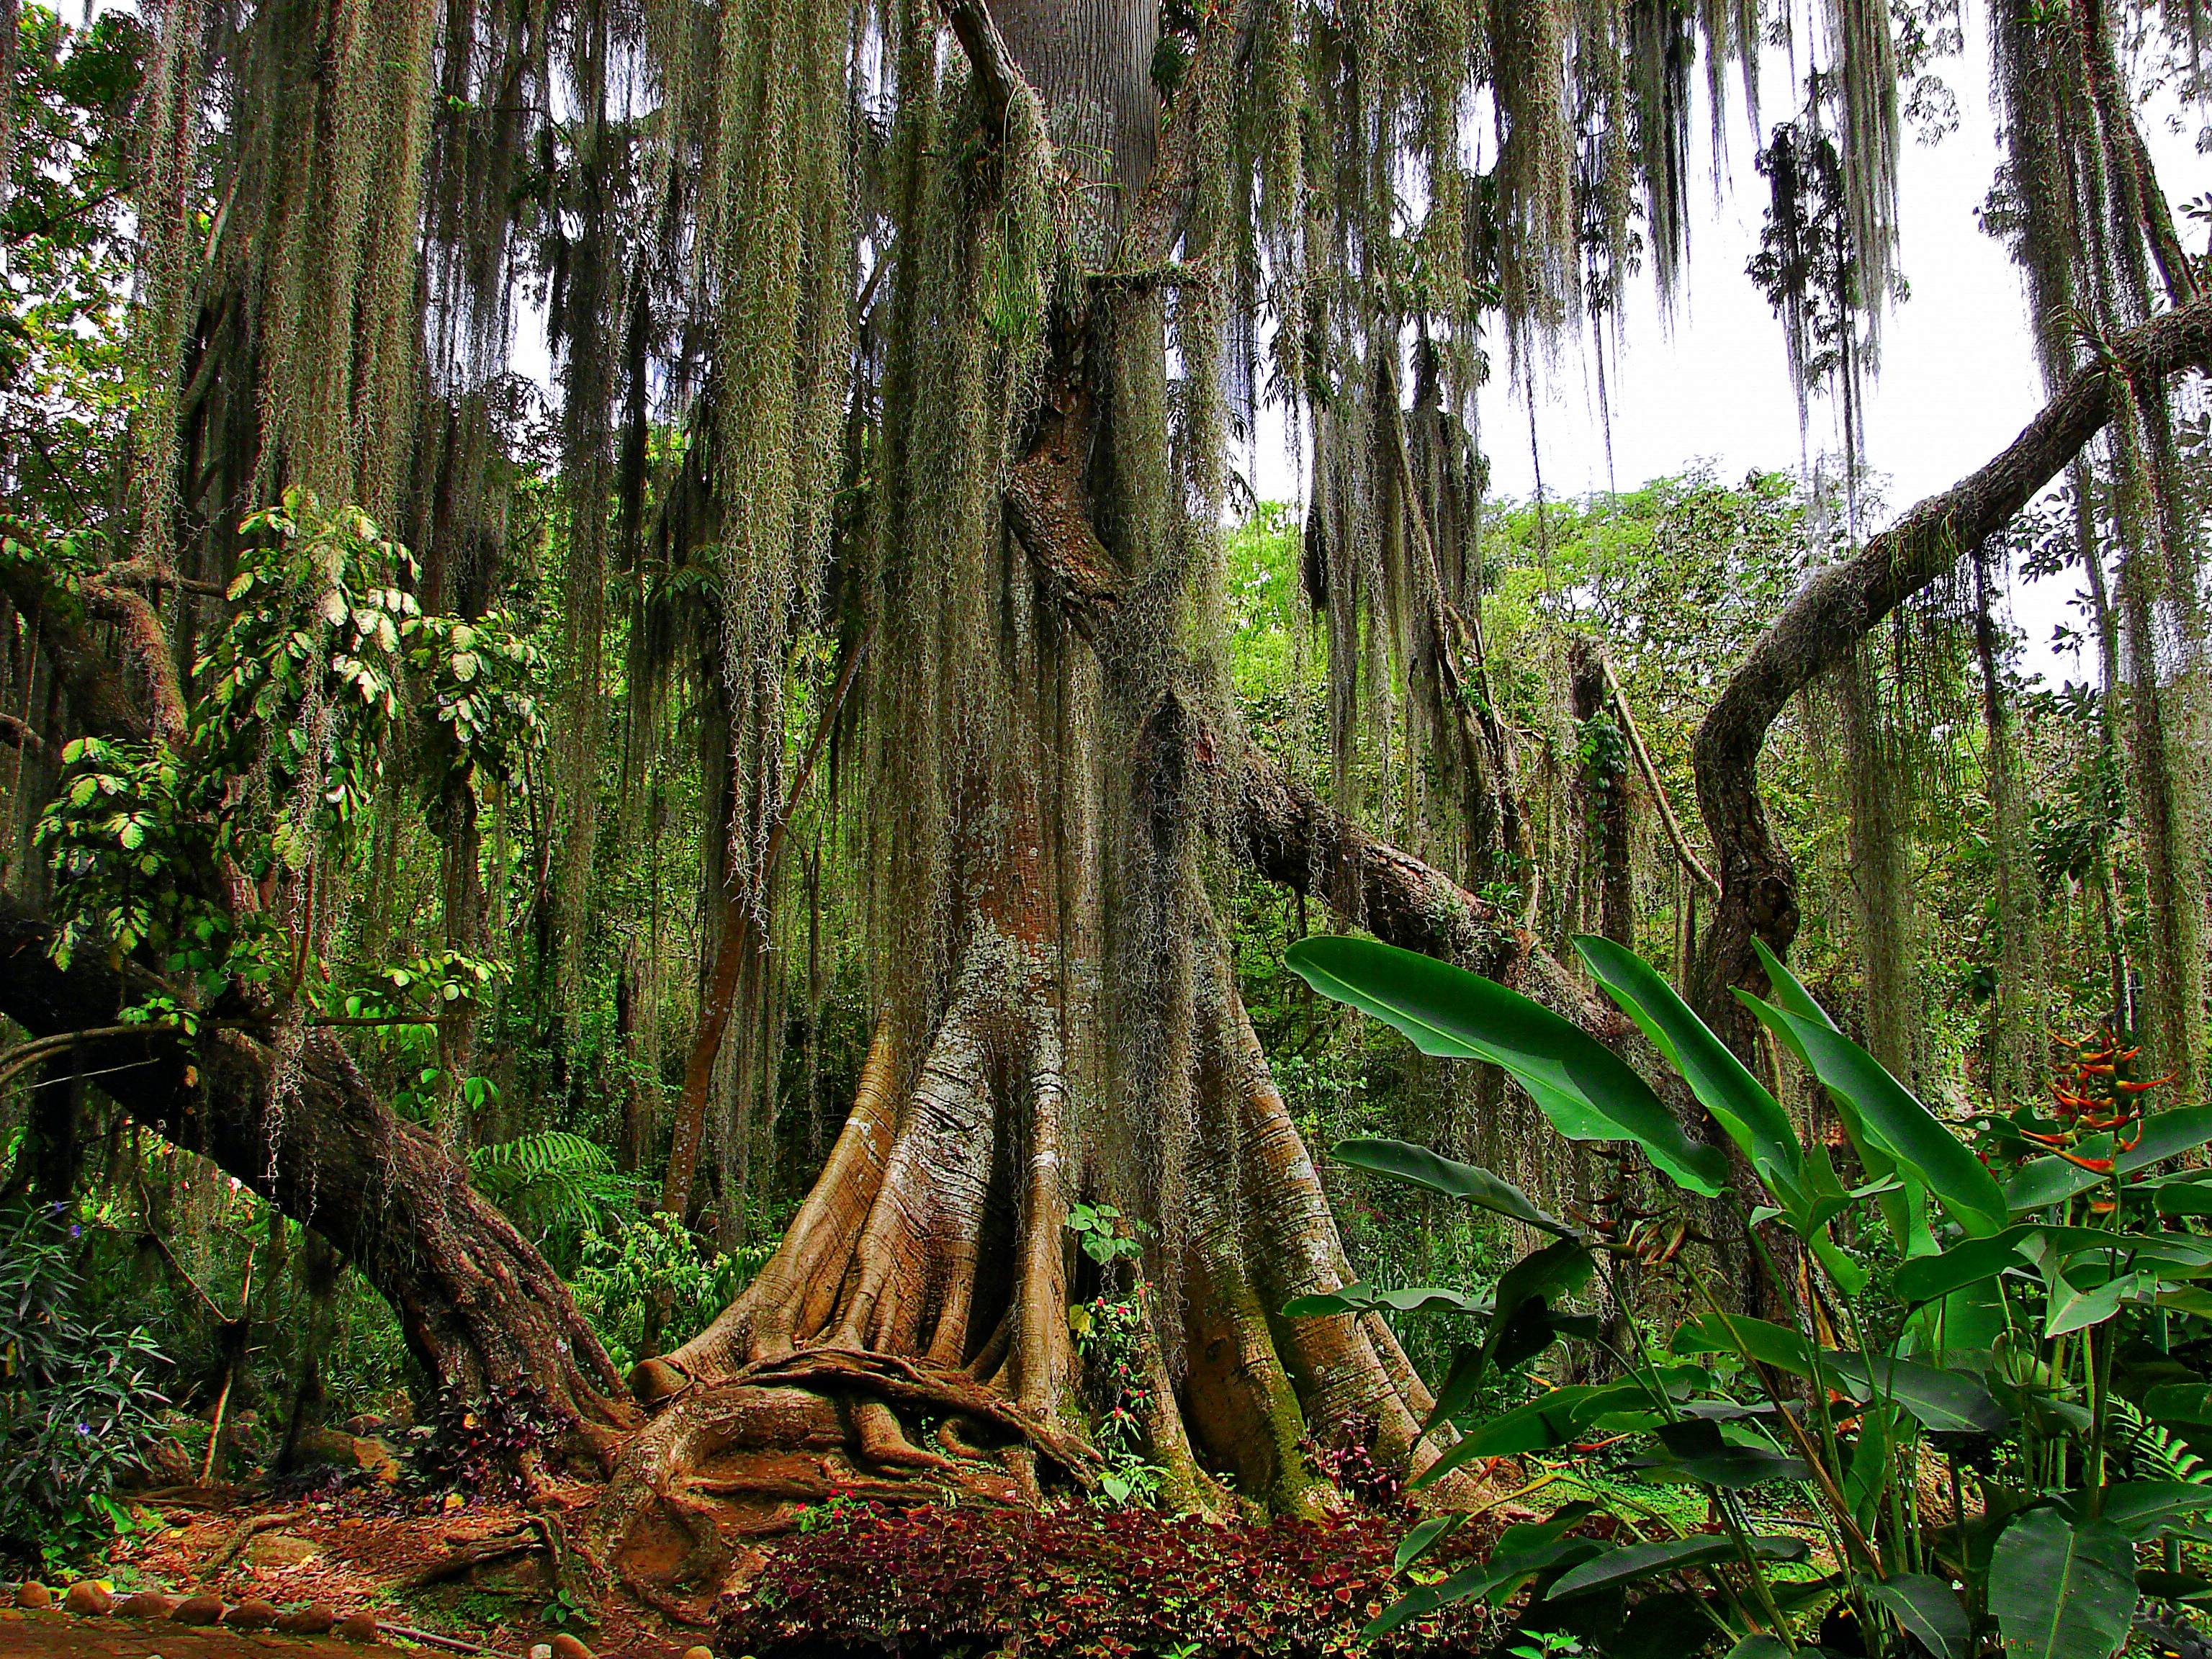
13, 1485, 698, 1659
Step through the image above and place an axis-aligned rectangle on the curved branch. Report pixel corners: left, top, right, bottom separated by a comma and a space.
1691, 291, 2212, 1025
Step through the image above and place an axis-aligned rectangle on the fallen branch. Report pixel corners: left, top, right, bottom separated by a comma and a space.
197, 1507, 303, 1584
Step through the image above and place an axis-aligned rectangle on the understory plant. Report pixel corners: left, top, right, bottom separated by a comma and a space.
1286, 933, 2212, 1659
0, 1202, 167, 1566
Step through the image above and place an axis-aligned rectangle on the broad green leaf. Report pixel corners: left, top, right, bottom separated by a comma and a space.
1866, 1573, 1970, 1659
1742, 996, 2007, 1236
1722, 1637, 1791, 1659
2009, 1154, 2111, 1213
2118, 1107, 2212, 1174
1669, 1317, 2008, 1432
1822, 1352, 2010, 1434
1988, 1509, 2136, 1659
2144, 1383, 2212, 1424
1668, 1312, 1815, 1372
1331, 1138, 1575, 1235
1419, 1382, 1656, 1473
2064, 1482, 2212, 1542
1894, 1226, 2036, 1305
2045, 1269, 2151, 1338
2155, 1180, 2212, 1218
1749, 939, 1839, 1030
1286, 937, 1728, 1196
1577, 935, 1802, 1185
1394, 1514, 1464, 1575
1282, 1282, 1491, 1318
1545, 1534, 1809, 1599
1628, 1419, 1811, 1488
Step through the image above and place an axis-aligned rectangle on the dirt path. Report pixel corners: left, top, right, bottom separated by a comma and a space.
0, 1606, 373, 1656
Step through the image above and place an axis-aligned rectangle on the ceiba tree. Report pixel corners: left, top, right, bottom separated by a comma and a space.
2, 0, 2208, 1611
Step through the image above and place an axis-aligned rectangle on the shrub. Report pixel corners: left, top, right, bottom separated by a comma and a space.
726, 1498, 1499, 1659
0, 1202, 168, 1565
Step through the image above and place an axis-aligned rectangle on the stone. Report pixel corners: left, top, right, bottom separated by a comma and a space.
224, 1599, 281, 1629
244, 1531, 323, 1568
62, 1581, 113, 1616
13, 1582, 50, 1610
334, 1609, 381, 1642
114, 1591, 180, 1619
549, 1635, 595, 1659
275, 1604, 338, 1635
170, 1596, 226, 1625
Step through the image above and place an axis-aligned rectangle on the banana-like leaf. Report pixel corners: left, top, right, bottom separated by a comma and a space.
1627, 1419, 1810, 1488
1577, 935, 1802, 1187
1331, 1137, 1576, 1236
1287, 937, 1728, 1196
1988, 1509, 2136, 1659
2144, 1383, 2212, 1424
2118, 1107, 2212, 1174
1893, 1226, 2036, 1305
1545, 1534, 1809, 1600
1282, 1282, 1492, 1318
2063, 1481, 2212, 1542
1393, 1514, 1465, 1575
1866, 1574, 1970, 1659
1740, 994, 2007, 1236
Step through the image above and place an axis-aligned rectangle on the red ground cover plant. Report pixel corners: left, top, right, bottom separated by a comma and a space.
721, 1497, 1498, 1659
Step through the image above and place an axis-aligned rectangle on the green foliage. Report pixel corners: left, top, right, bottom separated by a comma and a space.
570, 1212, 759, 1375
1290, 932, 2212, 1658
469, 1130, 641, 1274
0, 1204, 167, 1567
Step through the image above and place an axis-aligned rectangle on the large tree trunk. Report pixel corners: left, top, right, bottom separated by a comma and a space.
588, 1, 1460, 1606
0, 892, 640, 1472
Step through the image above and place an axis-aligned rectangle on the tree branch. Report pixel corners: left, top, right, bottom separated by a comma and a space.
1692, 289, 2212, 1020
939, 0, 1025, 143
1119, 0, 1265, 268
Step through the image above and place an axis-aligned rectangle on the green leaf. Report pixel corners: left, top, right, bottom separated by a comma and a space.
1821, 1353, 2010, 1434
1628, 1419, 1811, 1488
2118, 1107, 2212, 1174
2045, 1269, 2150, 1338
1286, 937, 1728, 1196
2010, 1154, 2111, 1214
1394, 1514, 1465, 1575
1740, 995, 2008, 1236
1544, 1534, 1808, 1599
1894, 1226, 2036, 1305
1866, 1573, 1970, 1659
2144, 1383, 2212, 1424
1577, 934, 1802, 1187
1283, 1282, 1490, 1318
1668, 1312, 1815, 1373
1419, 1382, 1655, 1473
1331, 1138, 1575, 1236
1987, 1509, 2136, 1659
2065, 1483, 2212, 1542
1722, 1637, 1791, 1659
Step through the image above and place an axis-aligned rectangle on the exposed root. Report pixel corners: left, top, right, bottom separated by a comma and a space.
595, 914, 1483, 1596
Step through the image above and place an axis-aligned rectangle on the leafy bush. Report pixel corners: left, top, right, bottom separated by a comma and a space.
727, 1497, 1498, 1659
1287, 932, 2212, 1659
0, 1204, 167, 1565
570, 1210, 758, 1372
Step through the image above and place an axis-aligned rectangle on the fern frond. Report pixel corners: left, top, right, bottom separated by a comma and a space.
2113, 1395, 2212, 1485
